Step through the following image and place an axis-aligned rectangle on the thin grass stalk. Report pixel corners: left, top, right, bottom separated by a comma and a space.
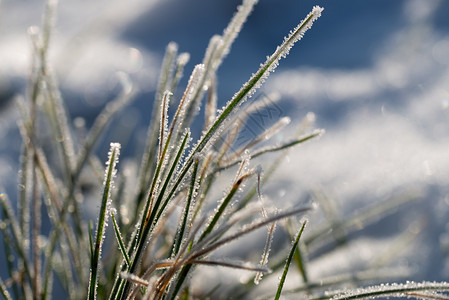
188, 259, 270, 273
224, 116, 291, 163
136, 42, 178, 208
172, 159, 199, 257
111, 212, 131, 267
200, 168, 253, 241
41, 70, 75, 183
291, 229, 309, 284
164, 64, 205, 165
88, 143, 121, 300
275, 221, 307, 300
158, 91, 171, 162
18, 143, 30, 255
217, 129, 324, 172
170, 53, 190, 95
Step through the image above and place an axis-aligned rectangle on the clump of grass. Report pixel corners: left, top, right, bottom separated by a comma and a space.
1, 0, 448, 299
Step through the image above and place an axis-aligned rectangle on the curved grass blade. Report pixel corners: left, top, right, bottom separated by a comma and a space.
88, 143, 121, 300
275, 221, 307, 300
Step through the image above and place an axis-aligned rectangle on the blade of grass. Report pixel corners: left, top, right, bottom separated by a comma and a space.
111, 211, 131, 267
135, 42, 178, 208
216, 129, 324, 172
275, 221, 307, 300
88, 143, 121, 300
171, 158, 199, 257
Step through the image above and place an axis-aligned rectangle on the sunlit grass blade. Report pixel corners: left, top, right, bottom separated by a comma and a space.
88, 143, 121, 300
170, 52, 190, 95
111, 211, 131, 267
275, 221, 307, 300
188, 259, 271, 273
288, 220, 309, 284
171, 158, 199, 257
136, 42, 178, 207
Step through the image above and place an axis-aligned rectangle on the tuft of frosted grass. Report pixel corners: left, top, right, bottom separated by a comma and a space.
88, 142, 121, 300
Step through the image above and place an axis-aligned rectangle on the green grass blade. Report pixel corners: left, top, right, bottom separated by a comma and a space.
171, 158, 199, 257
88, 220, 94, 260
111, 212, 131, 267
88, 143, 121, 300
135, 42, 178, 208
275, 221, 307, 300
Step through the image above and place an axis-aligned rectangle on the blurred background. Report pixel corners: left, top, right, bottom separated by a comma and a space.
1, 0, 449, 294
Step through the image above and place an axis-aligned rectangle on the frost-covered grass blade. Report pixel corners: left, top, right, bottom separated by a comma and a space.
88, 143, 121, 299
275, 221, 307, 300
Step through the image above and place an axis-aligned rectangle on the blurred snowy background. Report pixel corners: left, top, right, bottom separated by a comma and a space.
1, 0, 449, 294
